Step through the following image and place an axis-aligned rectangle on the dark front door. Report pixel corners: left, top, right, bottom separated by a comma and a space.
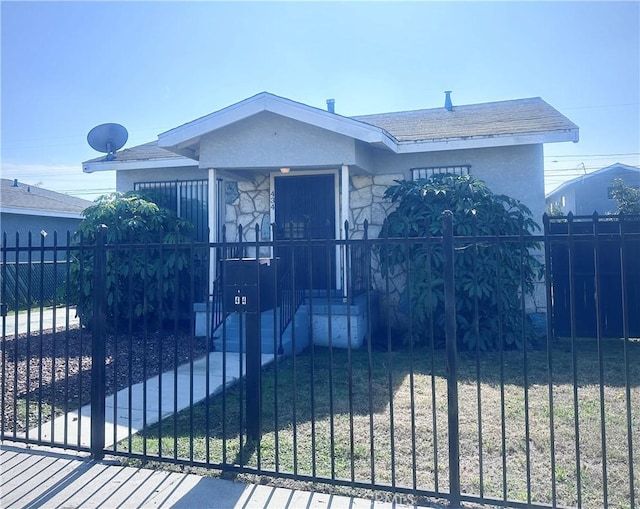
274, 174, 336, 290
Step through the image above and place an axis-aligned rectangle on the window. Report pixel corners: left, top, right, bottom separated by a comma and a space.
411, 165, 471, 181
134, 179, 209, 241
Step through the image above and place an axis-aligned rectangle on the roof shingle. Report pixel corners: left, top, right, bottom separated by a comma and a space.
353, 97, 578, 142
1, 179, 93, 216
83, 140, 180, 164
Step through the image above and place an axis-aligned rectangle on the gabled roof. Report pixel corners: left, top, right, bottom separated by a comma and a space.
546, 163, 640, 198
157, 92, 397, 159
83, 91, 579, 172
0, 179, 93, 218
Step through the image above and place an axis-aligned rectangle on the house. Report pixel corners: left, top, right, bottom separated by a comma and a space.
1, 178, 93, 259
1, 179, 93, 310
546, 162, 640, 215
82, 92, 578, 343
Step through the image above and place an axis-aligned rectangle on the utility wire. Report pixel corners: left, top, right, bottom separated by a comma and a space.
559, 102, 639, 110
544, 152, 639, 158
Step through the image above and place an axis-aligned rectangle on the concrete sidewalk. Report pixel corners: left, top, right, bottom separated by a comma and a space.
0, 443, 417, 508
2, 306, 79, 338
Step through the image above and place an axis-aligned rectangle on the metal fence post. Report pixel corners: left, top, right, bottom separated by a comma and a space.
91, 224, 107, 460
246, 225, 262, 442
442, 210, 461, 506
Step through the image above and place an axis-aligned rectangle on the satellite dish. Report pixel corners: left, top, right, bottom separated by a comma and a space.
87, 123, 128, 161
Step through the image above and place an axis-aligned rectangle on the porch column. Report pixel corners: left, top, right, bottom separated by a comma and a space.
341, 164, 350, 297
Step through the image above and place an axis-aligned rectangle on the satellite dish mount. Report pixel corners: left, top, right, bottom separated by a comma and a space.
87, 123, 128, 161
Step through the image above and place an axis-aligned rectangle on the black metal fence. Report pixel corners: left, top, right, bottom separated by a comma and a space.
1, 216, 638, 508
1, 232, 73, 311
546, 213, 640, 337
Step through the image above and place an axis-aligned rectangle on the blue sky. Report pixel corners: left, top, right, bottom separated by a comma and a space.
1, 1, 639, 200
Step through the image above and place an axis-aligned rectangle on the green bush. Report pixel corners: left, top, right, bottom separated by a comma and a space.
379, 174, 543, 350
610, 178, 640, 215
69, 192, 199, 330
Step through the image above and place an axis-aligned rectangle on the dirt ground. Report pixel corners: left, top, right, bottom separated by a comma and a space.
1, 326, 208, 433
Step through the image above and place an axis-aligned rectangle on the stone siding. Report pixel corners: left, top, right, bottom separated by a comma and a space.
223, 176, 271, 258
348, 173, 402, 239
348, 173, 405, 328
224, 176, 270, 243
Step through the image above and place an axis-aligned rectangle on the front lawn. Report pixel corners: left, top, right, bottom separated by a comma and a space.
123, 338, 639, 508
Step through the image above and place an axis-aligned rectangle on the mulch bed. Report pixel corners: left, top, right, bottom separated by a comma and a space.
1, 326, 209, 433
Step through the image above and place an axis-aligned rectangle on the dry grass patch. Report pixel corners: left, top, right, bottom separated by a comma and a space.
125, 338, 639, 508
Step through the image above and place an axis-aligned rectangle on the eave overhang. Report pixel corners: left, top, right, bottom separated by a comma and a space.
83, 156, 197, 173
1, 207, 85, 219
395, 128, 579, 154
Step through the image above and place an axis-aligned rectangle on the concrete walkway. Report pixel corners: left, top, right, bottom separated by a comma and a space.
0, 443, 418, 508
28, 351, 276, 448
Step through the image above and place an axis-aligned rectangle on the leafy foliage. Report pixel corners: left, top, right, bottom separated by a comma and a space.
379, 174, 543, 350
546, 201, 564, 216
69, 192, 201, 330
610, 178, 640, 215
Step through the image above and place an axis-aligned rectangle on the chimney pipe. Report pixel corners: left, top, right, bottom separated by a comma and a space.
444, 91, 453, 111
326, 99, 335, 113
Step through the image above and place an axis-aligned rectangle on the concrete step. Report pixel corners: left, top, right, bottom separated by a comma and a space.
213, 307, 310, 356
212, 293, 377, 354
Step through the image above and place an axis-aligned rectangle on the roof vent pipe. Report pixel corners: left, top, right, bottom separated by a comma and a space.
326, 99, 335, 113
12, 179, 19, 187
444, 91, 453, 111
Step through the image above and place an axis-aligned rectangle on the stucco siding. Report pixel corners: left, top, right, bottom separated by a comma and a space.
353, 140, 378, 173
359, 143, 546, 223
1, 213, 83, 261
199, 111, 357, 169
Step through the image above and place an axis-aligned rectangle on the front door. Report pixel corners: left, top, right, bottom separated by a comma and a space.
274, 174, 336, 290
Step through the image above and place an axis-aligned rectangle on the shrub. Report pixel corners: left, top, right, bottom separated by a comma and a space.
379, 174, 543, 350
69, 192, 200, 330
610, 178, 640, 215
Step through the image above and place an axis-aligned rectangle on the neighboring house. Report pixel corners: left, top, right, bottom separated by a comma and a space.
1, 179, 93, 309
546, 163, 640, 215
82, 91, 578, 314
1, 178, 93, 260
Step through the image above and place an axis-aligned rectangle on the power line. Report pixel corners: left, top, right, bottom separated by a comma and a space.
546, 168, 638, 175
544, 152, 640, 158
559, 102, 639, 111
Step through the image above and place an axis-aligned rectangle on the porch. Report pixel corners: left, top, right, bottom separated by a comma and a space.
203, 292, 379, 355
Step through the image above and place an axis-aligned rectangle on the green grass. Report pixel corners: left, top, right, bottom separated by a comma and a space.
121, 338, 640, 508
